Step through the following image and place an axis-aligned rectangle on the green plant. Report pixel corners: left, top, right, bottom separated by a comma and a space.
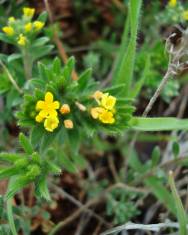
0, 1, 188, 235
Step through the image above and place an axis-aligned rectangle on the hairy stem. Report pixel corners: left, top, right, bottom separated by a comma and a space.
23, 50, 32, 80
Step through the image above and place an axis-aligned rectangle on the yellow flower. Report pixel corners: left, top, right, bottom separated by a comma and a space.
92, 90, 103, 101
100, 93, 116, 111
36, 92, 60, 119
33, 21, 44, 31
2, 26, 14, 36
182, 10, 188, 20
168, 0, 177, 7
64, 119, 74, 129
99, 109, 115, 124
8, 17, 15, 23
25, 22, 32, 32
17, 34, 27, 46
44, 116, 59, 132
23, 7, 35, 18
60, 104, 70, 115
35, 114, 44, 123
90, 107, 104, 119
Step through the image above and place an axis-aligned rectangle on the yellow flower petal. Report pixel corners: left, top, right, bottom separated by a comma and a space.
48, 110, 58, 117
17, 34, 26, 46
25, 22, 32, 32
23, 7, 35, 18
182, 10, 188, 21
39, 110, 48, 118
93, 90, 103, 100
90, 107, 104, 119
99, 110, 115, 124
52, 101, 60, 110
45, 92, 53, 103
36, 100, 45, 110
168, 0, 177, 7
35, 114, 44, 123
101, 93, 116, 111
33, 21, 44, 31
44, 116, 59, 132
8, 17, 15, 23
2, 26, 14, 36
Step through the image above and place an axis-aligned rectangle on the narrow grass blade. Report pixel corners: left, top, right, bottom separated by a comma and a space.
113, 0, 142, 96
169, 171, 187, 235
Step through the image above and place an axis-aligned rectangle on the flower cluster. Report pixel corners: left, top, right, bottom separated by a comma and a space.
2, 7, 44, 46
168, 0, 177, 7
90, 91, 116, 124
35, 92, 73, 132
168, 0, 188, 20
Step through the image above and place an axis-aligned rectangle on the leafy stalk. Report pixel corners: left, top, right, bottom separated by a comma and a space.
169, 171, 187, 235
113, 0, 142, 96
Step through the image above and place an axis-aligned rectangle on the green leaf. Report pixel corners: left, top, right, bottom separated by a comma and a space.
0, 33, 13, 44
30, 126, 44, 147
32, 37, 50, 47
78, 68, 92, 90
145, 176, 176, 215
6, 176, 31, 199
37, 11, 48, 23
32, 45, 54, 60
130, 55, 150, 98
130, 117, 188, 131
0, 167, 20, 180
7, 54, 21, 63
67, 129, 80, 154
169, 171, 187, 235
7, 197, 17, 235
19, 133, 33, 155
172, 142, 180, 159
40, 131, 58, 153
35, 176, 51, 201
71, 154, 87, 170
53, 57, 61, 74
0, 153, 23, 163
46, 161, 61, 175
151, 146, 160, 167
113, 0, 142, 96
62, 56, 75, 81
59, 153, 77, 173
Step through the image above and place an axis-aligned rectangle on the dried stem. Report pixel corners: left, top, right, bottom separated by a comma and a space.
44, 0, 79, 81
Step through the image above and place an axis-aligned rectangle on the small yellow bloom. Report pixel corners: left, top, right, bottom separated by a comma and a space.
25, 22, 32, 32
92, 90, 103, 101
64, 119, 74, 129
8, 17, 15, 23
182, 10, 188, 20
36, 92, 60, 119
60, 104, 70, 115
35, 114, 44, 123
17, 34, 27, 46
44, 116, 59, 132
2, 26, 14, 36
90, 107, 104, 119
168, 0, 177, 7
99, 109, 115, 124
23, 7, 35, 18
100, 93, 116, 111
33, 21, 44, 31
